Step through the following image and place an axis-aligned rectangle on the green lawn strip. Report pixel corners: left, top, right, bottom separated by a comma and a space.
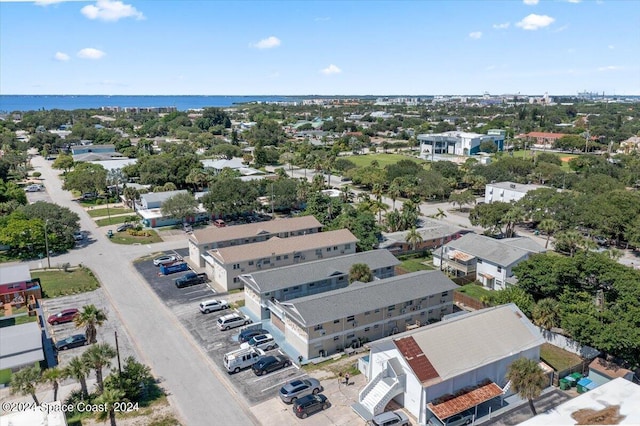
346, 153, 425, 169
398, 257, 435, 273
0, 315, 37, 328
86, 207, 133, 218
455, 283, 494, 301
0, 368, 12, 385
540, 342, 583, 371
109, 230, 163, 245
95, 216, 134, 226
31, 268, 100, 298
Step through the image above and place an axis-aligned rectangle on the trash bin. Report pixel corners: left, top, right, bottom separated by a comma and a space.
559, 378, 570, 390
564, 376, 577, 388
570, 372, 583, 383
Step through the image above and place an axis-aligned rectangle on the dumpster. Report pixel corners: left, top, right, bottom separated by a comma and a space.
577, 378, 593, 393
564, 375, 577, 388
570, 372, 583, 383
559, 378, 570, 390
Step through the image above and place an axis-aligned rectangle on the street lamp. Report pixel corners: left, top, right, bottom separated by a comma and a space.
44, 219, 51, 269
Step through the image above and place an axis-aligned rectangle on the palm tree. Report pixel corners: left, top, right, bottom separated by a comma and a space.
370, 199, 388, 225
532, 298, 560, 330
95, 387, 126, 426
506, 357, 548, 415
388, 179, 403, 210
122, 187, 140, 211
537, 219, 559, 249
503, 206, 525, 238
42, 366, 66, 401
405, 227, 424, 252
349, 263, 373, 283
65, 355, 90, 398
10, 365, 42, 405
74, 304, 108, 344
82, 343, 117, 393
554, 230, 585, 257
431, 207, 447, 220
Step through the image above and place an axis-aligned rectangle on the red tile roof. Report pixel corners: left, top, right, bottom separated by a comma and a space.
427, 381, 503, 420
395, 336, 440, 385
518, 132, 568, 139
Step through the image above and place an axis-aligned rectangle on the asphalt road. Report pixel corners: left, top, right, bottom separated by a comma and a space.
27, 156, 258, 426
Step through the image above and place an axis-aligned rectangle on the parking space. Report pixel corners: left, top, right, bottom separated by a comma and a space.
135, 250, 322, 407
41, 289, 137, 367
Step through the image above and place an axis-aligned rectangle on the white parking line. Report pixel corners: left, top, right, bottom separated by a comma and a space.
260, 374, 307, 393
252, 365, 297, 383
184, 289, 207, 295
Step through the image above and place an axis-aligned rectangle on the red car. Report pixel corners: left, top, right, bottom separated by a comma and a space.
48, 308, 79, 325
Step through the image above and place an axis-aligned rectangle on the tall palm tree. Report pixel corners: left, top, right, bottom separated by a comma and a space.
95, 387, 126, 426
74, 304, 108, 344
82, 343, 117, 393
65, 355, 90, 398
532, 298, 560, 330
405, 227, 424, 252
388, 179, 403, 210
506, 357, 548, 415
370, 199, 388, 225
538, 219, 559, 249
42, 366, 66, 401
122, 187, 140, 211
10, 365, 42, 405
503, 206, 525, 238
554, 230, 585, 257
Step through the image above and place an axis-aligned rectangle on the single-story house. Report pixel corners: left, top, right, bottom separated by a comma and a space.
378, 220, 468, 255
0, 322, 45, 371
354, 304, 545, 424
484, 182, 548, 204
275, 270, 458, 361
241, 249, 400, 320
137, 190, 188, 210
204, 229, 358, 291
433, 233, 546, 290
188, 216, 323, 267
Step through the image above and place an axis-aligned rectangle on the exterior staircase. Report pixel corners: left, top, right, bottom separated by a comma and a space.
352, 357, 405, 420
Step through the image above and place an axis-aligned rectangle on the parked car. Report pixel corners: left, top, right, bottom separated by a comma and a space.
25, 184, 42, 192
279, 378, 323, 404
48, 308, 79, 325
80, 192, 97, 200
183, 223, 193, 233
116, 223, 134, 232
292, 394, 329, 419
238, 328, 269, 343
240, 334, 276, 351
55, 334, 88, 351
369, 410, 410, 426
153, 254, 177, 266
213, 219, 226, 228
439, 410, 474, 426
217, 313, 252, 331
199, 299, 229, 314
252, 355, 291, 376
73, 231, 85, 241
175, 272, 208, 288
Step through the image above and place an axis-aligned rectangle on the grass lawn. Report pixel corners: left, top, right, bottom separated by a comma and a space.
0, 315, 38, 328
540, 342, 583, 371
95, 216, 136, 226
398, 256, 435, 273
0, 368, 11, 385
32, 267, 100, 298
109, 230, 163, 245
456, 283, 494, 301
507, 150, 579, 171
346, 153, 425, 169
86, 207, 133, 218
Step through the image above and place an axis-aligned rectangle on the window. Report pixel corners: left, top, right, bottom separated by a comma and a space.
315, 249, 322, 255
309, 283, 315, 287
347, 315, 355, 322
388, 305, 396, 311
326, 247, 331, 252
345, 244, 351, 249
338, 276, 345, 281
497, 266, 502, 273
233, 263, 240, 270
265, 292, 270, 297
346, 333, 355, 339
293, 286, 300, 291
276, 256, 281, 261
374, 324, 379, 329
334, 319, 340, 324
333, 336, 339, 341
314, 325, 323, 331
333, 246, 338, 250
364, 327, 370, 332
284, 255, 289, 260
364, 311, 370, 316
263, 258, 270, 264
441, 291, 449, 297
374, 309, 380, 313
248, 261, 254, 266
233, 277, 239, 283
477, 259, 483, 264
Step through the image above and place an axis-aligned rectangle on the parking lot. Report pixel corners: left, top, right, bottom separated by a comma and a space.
134, 249, 371, 425
42, 289, 137, 367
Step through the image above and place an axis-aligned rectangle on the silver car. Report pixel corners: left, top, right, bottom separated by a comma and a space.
370, 410, 410, 426
279, 378, 323, 404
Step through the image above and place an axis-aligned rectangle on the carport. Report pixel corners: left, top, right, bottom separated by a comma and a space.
426, 380, 504, 425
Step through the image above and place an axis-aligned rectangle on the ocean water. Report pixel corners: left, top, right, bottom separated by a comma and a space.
0, 95, 296, 112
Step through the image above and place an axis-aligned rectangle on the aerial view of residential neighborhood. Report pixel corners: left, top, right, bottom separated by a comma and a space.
0, 0, 639, 426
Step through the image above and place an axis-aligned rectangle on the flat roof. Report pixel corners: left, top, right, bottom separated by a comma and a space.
209, 229, 357, 264
518, 378, 640, 425
444, 234, 545, 267
379, 221, 464, 247
191, 216, 323, 245
0, 264, 31, 286
281, 270, 458, 327
240, 249, 399, 294
487, 181, 547, 193
140, 190, 188, 204
389, 304, 543, 385
0, 322, 45, 370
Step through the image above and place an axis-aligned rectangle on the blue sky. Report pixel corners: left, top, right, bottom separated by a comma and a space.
1, 0, 638, 96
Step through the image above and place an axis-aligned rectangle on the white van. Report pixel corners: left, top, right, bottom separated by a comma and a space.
223, 346, 264, 374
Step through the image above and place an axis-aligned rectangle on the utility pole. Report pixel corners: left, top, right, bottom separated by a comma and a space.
44, 219, 51, 269
115, 331, 122, 375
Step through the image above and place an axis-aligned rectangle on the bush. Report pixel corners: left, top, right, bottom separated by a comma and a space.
32, 172, 41, 178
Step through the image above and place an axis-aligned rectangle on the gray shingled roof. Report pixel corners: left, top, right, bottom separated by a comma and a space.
444, 234, 545, 267
282, 270, 458, 327
0, 264, 31, 286
240, 249, 400, 293
379, 219, 464, 248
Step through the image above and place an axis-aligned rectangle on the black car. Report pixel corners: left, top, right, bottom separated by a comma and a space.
251, 355, 291, 376
292, 394, 329, 419
238, 328, 269, 343
55, 334, 88, 351
116, 223, 134, 232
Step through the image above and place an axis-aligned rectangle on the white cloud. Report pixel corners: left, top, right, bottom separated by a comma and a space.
54, 51, 70, 61
81, 0, 144, 22
516, 14, 555, 30
597, 65, 622, 71
469, 31, 482, 39
251, 36, 281, 49
567, 0, 582, 3
4, 0, 86, 4
608, 45, 615, 49
320, 64, 342, 75
493, 22, 510, 30
523, 0, 539, 5
77, 47, 106, 59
